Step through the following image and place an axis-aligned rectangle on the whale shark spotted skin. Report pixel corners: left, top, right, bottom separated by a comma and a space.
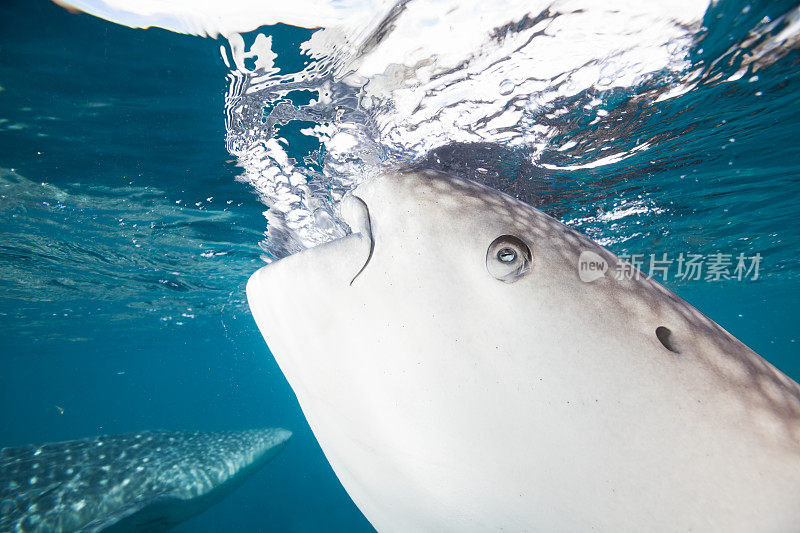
247, 169, 800, 532
0, 428, 291, 532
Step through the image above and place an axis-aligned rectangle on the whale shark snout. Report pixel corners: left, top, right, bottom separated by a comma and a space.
247, 169, 800, 532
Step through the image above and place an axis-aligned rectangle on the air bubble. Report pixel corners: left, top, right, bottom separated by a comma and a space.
499, 80, 515, 96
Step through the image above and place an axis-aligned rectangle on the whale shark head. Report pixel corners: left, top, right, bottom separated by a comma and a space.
247, 169, 800, 531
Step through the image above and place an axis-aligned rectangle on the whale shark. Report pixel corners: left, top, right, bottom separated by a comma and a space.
247, 169, 800, 532
0, 428, 291, 532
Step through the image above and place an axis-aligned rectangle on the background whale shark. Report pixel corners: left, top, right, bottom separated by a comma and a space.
0, 428, 291, 532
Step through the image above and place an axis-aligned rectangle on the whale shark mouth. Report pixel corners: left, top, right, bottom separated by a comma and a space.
341, 194, 375, 285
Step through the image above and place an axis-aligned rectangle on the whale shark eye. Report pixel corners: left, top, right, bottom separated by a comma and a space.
497, 248, 517, 263
486, 235, 532, 283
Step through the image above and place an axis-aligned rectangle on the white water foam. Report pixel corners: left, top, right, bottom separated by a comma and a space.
58, 0, 713, 259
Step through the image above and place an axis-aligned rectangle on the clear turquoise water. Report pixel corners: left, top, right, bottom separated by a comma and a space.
0, 1, 798, 531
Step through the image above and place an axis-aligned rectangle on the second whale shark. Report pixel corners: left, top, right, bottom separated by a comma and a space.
0, 428, 291, 532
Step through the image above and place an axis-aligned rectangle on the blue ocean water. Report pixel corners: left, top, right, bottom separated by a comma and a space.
0, 0, 798, 532
0, 1, 372, 531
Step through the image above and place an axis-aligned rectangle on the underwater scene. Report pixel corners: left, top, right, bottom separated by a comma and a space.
1, 0, 799, 531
